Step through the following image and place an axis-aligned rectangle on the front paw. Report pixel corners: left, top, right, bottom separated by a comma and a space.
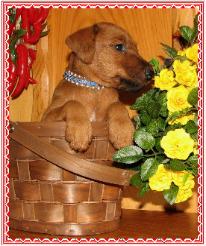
109, 119, 135, 149
65, 119, 92, 152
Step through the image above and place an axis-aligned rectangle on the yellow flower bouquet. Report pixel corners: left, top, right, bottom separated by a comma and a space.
113, 16, 198, 205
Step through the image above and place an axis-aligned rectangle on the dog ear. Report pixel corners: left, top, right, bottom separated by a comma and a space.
66, 24, 99, 64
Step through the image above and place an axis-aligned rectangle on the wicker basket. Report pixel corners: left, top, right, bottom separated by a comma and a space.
9, 121, 134, 236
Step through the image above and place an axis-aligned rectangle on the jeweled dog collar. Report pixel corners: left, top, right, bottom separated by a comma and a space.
64, 71, 104, 90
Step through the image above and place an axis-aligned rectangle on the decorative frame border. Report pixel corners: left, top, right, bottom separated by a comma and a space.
1, 1, 204, 244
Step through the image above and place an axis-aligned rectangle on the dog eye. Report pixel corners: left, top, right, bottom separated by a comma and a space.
115, 44, 126, 52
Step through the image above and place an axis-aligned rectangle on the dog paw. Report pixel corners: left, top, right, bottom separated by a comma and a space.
65, 119, 92, 152
109, 119, 135, 149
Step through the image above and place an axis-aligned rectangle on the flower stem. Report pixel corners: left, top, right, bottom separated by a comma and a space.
143, 152, 163, 158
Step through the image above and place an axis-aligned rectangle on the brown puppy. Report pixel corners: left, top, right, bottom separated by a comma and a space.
42, 22, 153, 151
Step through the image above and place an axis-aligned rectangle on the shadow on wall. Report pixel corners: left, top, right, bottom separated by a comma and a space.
122, 184, 197, 213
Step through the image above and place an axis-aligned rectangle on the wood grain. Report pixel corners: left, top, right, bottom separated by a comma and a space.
10, 8, 175, 121
9, 209, 198, 239
10, 8, 196, 120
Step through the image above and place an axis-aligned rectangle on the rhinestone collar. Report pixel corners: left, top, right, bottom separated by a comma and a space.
64, 70, 104, 90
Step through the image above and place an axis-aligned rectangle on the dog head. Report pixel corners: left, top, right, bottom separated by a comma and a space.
66, 22, 154, 91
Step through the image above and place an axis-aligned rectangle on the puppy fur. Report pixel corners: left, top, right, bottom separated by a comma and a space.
42, 22, 151, 151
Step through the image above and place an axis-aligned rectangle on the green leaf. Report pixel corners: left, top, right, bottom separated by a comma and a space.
156, 155, 168, 163
174, 55, 188, 61
149, 58, 160, 75
15, 29, 27, 38
186, 155, 198, 176
156, 118, 165, 131
146, 120, 159, 136
169, 159, 186, 171
130, 172, 142, 187
134, 130, 155, 150
158, 92, 168, 118
147, 100, 160, 119
134, 115, 141, 129
188, 87, 198, 107
9, 35, 18, 51
156, 91, 165, 103
157, 118, 166, 131
113, 145, 143, 164
139, 182, 150, 196
131, 89, 156, 110
180, 26, 193, 43
184, 120, 198, 134
191, 14, 198, 44
40, 29, 50, 38
41, 21, 48, 31
131, 96, 148, 111
9, 29, 27, 56
160, 104, 168, 118
154, 89, 161, 100
165, 123, 182, 134
155, 137, 163, 152
9, 8, 16, 24
190, 133, 198, 141
10, 49, 17, 63
188, 167, 198, 176
139, 111, 151, 126
140, 158, 159, 181
163, 183, 179, 205
130, 173, 150, 197
161, 43, 177, 58
146, 118, 165, 137
188, 155, 198, 165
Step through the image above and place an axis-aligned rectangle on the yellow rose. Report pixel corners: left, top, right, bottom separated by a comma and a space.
149, 165, 195, 203
175, 187, 193, 203
154, 69, 176, 90
168, 113, 195, 125
185, 43, 198, 63
177, 44, 198, 64
177, 50, 186, 57
149, 164, 172, 191
173, 60, 197, 87
167, 85, 192, 113
161, 128, 195, 160
172, 171, 195, 203
172, 171, 195, 188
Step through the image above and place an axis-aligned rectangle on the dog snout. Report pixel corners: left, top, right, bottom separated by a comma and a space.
120, 55, 153, 88
145, 65, 154, 81
125, 55, 153, 80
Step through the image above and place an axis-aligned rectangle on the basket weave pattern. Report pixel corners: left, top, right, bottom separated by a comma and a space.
10, 122, 122, 236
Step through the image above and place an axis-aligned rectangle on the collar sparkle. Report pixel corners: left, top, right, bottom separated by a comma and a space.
64, 71, 104, 90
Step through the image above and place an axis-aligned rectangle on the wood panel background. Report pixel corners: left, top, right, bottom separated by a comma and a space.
9, 8, 197, 212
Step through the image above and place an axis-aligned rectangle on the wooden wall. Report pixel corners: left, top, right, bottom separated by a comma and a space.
10, 8, 196, 121
9, 8, 197, 212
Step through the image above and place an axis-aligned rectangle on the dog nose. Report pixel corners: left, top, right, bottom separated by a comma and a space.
145, 65, 154, 81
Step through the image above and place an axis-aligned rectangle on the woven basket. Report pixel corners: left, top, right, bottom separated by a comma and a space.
9, 121, 134, 236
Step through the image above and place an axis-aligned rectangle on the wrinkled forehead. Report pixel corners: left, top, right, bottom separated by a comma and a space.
96, 23, 136, 48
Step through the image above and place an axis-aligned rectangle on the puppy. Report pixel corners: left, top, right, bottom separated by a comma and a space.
42, 22, 153, 151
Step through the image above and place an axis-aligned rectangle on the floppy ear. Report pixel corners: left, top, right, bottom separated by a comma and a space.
66, 24, 99, 64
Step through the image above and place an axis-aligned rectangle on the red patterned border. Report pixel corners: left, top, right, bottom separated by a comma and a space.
1, 1, 204, 244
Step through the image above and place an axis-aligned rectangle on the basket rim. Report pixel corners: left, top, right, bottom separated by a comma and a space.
10, 121, 136, 186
